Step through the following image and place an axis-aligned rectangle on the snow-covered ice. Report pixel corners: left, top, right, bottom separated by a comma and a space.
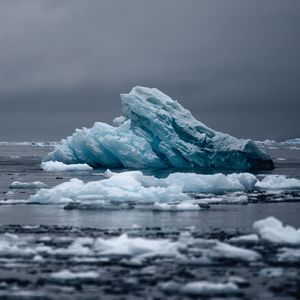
46, 86, 273, 171
41, 161, 92, 172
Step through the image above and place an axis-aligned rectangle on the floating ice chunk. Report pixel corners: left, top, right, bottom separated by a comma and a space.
181, 281, 239, 296
229, 234, 259, 243
9, 181, 47, 189
94, 234, 179, 258
46, 86, 273, 171
209, 242, 261, 262
253, 217, 300, 245
255, 175, 300, 190
41, 161, 92, 172
152, 201, 202, 211
277, 248, 300, 262
259, 268, 283, 278
29, 171, 256, 204
165, 172, 256, 193
50, 270, 99, 280
5, 191, 15, 196
29, 172, 188, 204
198, 195, 248, 205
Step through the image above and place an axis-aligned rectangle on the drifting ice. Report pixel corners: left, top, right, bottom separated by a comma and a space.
29, 170, 257, 204
46, 86, 273, 170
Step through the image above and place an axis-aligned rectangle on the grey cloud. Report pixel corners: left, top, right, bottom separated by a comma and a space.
0, 0, 299, 141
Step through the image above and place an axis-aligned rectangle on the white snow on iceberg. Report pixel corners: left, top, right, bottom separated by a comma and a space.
46, 86, 273, 171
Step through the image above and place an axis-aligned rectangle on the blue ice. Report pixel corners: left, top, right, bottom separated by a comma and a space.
46, 86, 273, 171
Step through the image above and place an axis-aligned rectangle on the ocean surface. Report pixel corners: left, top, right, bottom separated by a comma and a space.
0, 141, 300, 299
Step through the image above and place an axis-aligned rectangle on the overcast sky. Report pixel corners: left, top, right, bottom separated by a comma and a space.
0, 0, 299, 141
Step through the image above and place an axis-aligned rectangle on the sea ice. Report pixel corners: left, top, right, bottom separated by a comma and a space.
209, 241, 261, 262
253, 217, 300, 245
152, 201, 202, 211
93, 234, 179, 258
9, 181, 47, 189
41, 161, 92, 172
29, 170, 257, 204
277, 248, 300, 262
50, 270, 99, 280
255, 175, 300, 190
46, 86, 273, 171
181, 281, 239, 296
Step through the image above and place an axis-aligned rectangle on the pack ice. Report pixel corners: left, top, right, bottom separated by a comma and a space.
46, 86, 273, 170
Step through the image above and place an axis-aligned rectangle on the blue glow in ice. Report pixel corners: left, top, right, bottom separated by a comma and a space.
46, 86, 273, 170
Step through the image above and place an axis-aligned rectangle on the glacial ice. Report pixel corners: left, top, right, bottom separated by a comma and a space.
46, 86, 273, 171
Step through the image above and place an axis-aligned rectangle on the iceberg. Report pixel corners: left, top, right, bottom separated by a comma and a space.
46, 86, 273, 171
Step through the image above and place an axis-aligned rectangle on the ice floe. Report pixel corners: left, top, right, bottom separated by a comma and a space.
50, 270, 99, 281
152, 201, 202, 211
25, 170, 300, 206
209, 241, 261, 262
28, 170, 257, 204
253, 217, 300, 245
46, 86, 273, 171
41, 161, 92, 172
180, 281, 240, 296
255, 175, 300, 190
9, 181, 47, 189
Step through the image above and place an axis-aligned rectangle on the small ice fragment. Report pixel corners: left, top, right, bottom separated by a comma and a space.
181, 281, 239, 296
41, 161, 92, 172
152, 201, 203, 211
9, 181, 47, 189
253, 216, 300, 245
229, 234, 259, 243
94, 234, 179, 258
50, 270, 99, 280
209, 242, 261, 262
255, 175, 300, 190
259, 268, 283, 278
